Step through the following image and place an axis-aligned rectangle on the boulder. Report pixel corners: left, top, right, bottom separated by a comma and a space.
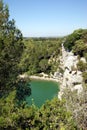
64, 54, 78, 71
71, 84, 83, 94
80, 57, 86, 63
58, 44, 83, 99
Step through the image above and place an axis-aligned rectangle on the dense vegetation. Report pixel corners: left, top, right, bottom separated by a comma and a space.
19, 38, 62, 75
0, 0, 87, 129
0, 92, 77, 130
0, 0, 24, 97
64, 29, 87, 59
62, 84, 87, 130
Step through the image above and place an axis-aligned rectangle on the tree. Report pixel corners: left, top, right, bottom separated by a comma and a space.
82, 72, 87, 83
39, 59, 50, 72
77, 60, 87, 72
0, 96, 77, 130
73, 39, 87, 56
64, 29, 85, 51
0, 0, 9, 29
15, 77, 31, 106
0, 0, 24, 97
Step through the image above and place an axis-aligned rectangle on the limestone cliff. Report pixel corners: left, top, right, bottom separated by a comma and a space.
58, 43, 85, 99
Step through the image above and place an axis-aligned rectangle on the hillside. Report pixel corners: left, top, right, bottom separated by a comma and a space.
0, 1, 87, 129
19, 37, 62, 75
19, 29, 87, 129
58, 29, 87, 129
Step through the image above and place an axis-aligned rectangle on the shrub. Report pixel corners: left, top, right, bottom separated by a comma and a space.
82, 72, 87, 83
77, 60, 87, 72
64, 29, 84, 51
73, 39, 87, 57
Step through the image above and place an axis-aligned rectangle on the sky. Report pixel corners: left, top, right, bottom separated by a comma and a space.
4, 0, 87, 37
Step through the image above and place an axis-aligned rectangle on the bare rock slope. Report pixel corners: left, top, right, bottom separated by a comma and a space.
58, 44, 83, 99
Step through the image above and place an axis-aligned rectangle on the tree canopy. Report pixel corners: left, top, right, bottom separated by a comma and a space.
19, 38, 62, 75
0, 0, 24, 96
64, 29, 87, 55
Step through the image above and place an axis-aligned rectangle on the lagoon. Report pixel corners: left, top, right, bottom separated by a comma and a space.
26, 79, 59, 107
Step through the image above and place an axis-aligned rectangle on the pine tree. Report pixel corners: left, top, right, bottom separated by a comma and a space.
0, 0, 24, 97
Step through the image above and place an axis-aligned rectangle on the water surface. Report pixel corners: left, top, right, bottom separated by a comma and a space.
26, 79, 59, 107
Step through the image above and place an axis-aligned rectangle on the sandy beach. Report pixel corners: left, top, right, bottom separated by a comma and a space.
19, 74, 59, 82
30, 75, 59, 82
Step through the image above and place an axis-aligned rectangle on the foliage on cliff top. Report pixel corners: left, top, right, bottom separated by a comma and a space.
64, 29, 87, 58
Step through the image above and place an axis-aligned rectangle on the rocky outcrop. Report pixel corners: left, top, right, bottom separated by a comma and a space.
58, 43, 84, 99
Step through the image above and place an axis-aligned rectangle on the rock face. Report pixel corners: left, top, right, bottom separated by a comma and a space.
58, 43, 83, 99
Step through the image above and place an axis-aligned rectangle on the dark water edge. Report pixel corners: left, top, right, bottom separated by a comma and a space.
26, 79, 59, 107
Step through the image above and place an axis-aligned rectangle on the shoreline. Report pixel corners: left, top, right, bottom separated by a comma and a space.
30, 75, 59, 82
19, 74, 59, 83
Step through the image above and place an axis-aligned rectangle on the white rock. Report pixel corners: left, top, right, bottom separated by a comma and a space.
80, 57, 86, 63
72, 71, 77, 75
72, 72, 82, 84
64, 54, 78, 71
58, 44, 83, 99
71, 84, 83, 93
77, 70, 82, 75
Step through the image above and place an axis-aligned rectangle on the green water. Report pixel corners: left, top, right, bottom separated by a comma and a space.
26, 79, 59, 107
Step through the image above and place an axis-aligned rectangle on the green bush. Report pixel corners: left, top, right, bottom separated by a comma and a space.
64, 29, 84, 51
62, 85, 87, 130
77, 60, 87, 72
0, 96, 77, 130
83, 52, 87, 61
82, 72, 87, 83
73, 39, 87, 56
